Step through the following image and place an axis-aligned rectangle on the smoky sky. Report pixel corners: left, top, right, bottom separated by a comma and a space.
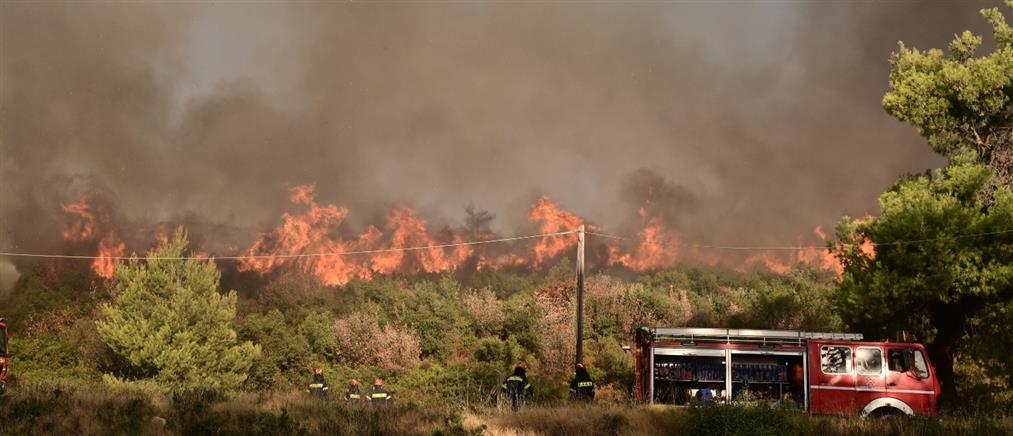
0, 1, 1003, 275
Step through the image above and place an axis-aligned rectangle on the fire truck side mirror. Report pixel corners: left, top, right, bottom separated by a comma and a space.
901, 349, 915, 374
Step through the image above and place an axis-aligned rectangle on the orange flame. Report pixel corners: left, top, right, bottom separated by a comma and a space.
740, 226, 844, 274
240, 184, 479, 286
61, 200, 95, 241
608, 212, 680, 270
528, 196, 583, 267
61, 198, 124, 278
56, 185, 858, 284
93, 233, 125, 278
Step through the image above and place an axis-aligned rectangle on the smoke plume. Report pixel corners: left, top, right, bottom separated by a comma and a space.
0, 2, 1000, 285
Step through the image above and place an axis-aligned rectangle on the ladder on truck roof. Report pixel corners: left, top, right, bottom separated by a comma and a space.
642, 327, 863, 346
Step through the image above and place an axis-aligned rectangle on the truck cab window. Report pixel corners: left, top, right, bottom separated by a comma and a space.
912, 350, 929, 379
888, 348, 930, 379
888, 349, 904, 371
855, 347, 882, 375
820, 346, 852, 374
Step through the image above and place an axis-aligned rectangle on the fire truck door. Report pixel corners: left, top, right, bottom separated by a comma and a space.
811, 344, 855, 415
854, 346, 886, 413
886, 347, 933, 414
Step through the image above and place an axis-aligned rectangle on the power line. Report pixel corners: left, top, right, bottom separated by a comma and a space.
0, 230, 576, 261
588, 229, 1013, 251
0, 227, 1009, 261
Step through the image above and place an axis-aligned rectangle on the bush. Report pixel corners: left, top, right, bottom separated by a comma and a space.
237, 310, 312, 389
333, 311, 421, 372
97, 229, 260, 392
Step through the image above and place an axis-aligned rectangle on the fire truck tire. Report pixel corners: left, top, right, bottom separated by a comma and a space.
860, 397, 914, 418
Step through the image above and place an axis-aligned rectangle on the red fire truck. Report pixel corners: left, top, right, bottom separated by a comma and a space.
0, 317, 7, 393
634, 327, 940, 416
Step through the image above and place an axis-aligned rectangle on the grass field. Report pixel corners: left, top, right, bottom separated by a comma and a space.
1, 385, 1010, 436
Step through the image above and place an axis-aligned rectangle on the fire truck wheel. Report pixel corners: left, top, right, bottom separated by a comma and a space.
860, 397, 914, 418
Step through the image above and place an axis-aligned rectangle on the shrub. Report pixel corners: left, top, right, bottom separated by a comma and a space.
333, 311, 421, 372
96, 228, 260, 392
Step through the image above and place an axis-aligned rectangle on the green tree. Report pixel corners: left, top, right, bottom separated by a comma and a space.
298, 310, 339, 363
833, 157, 1013, 405
96, 228, 260, 392
237, 309, 311, 388
882, 1, 1013, 191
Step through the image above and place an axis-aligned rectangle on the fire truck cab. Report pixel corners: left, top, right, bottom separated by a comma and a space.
634, 327, 940, 416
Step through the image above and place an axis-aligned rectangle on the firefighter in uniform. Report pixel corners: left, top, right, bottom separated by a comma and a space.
307, 367, 329, 399
345, 378, 363, 401
367, 378, 391, 407
502, 362, 532, 411
569, 363, 595, 402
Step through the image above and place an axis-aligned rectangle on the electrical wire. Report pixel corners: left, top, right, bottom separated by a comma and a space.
0, 230, 576, 261
590, 228, 1013, 250
0, 227, 1010, 260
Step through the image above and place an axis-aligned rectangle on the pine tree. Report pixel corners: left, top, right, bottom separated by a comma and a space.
97, 228, 260, 392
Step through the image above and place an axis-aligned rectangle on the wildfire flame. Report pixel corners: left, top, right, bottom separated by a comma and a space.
608, 209, 680, 270
528, 196, 585, 267
57, 185, 857, 284
93, 233, 126, 278
239, 184, 477, 286
61, 198, 124, 278
61, 200, 95, 241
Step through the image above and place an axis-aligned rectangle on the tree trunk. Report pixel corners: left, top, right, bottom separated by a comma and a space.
928, 338, 958, 410
928, 306, 965, 410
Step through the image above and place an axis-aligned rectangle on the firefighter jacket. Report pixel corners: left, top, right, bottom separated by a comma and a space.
308, 374, 329, 398
569, 368, 595, 401
367, 386, 391, 405
345, 384, 362, 400
502, 368, 532, 397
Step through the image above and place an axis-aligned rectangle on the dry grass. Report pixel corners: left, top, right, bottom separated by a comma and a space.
1, 385, 1011, 436
465, 404, 1013, 436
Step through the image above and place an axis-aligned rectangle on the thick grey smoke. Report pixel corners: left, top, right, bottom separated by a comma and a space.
0, 2, 1001, 279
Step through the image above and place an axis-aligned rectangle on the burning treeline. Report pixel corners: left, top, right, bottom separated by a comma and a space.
57, 184, 863, 284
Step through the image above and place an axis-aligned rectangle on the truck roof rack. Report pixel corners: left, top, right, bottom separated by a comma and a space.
643, 327, 863, 345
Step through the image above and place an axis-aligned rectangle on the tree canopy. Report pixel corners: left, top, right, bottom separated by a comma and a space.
96, 228, 260, 392
835, 3, 1013, 405
834, 155, 1013, 403
882, 1, 1013, 190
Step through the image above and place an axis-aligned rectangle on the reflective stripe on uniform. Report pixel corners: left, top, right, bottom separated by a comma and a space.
370, 393, 389, 399
348, 394, 361, 399
507, 376, 524, 382
577, 381, 593, 388
308, 383, 324, 388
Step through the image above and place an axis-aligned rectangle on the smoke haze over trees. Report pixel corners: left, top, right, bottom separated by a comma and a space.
0, 2, 1003, 282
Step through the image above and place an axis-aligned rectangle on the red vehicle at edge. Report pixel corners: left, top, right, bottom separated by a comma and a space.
0, 317, 7, 393
634, 327, 940, 416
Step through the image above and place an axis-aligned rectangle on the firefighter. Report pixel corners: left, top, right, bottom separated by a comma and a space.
345, 378, 363, 401
569, 363, 595, 402
502, 362, 532, 411
307, 367, 329, 399
367, 378, 391, 406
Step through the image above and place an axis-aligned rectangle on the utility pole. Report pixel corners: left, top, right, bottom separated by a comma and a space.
575, 224, 585, 366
